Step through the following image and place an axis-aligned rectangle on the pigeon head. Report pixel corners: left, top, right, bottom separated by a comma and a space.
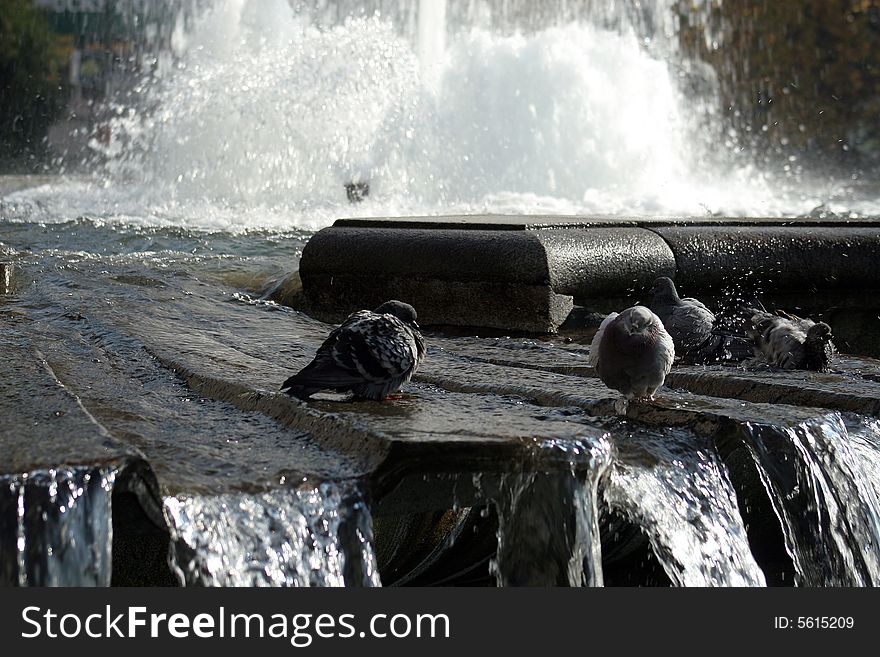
375, 300, 419, 326
622, 305, 656, 336
807, 322, 833, 343
650, 276, 680, 304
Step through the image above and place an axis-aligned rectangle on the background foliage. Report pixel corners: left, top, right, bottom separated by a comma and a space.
678, 0, 880, 165
0, 0, 67, 169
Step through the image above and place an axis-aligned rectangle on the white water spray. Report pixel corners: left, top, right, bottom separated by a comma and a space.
417, 0, 447, 89
4, 0, 874, 231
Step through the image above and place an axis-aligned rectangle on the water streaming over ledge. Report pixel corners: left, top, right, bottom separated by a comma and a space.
740, 414, 880, 587
488, 436, 612, 587
3, 2, 880, 589
845, 415, 880, 504
603, 426, 765, 587
164, 482, 381, 587
0, 466, 115, 587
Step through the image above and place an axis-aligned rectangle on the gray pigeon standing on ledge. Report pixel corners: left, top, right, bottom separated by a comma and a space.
282, 300, 426, 400
589, 305, 674, 401
649, 277, 752, 364
742, 300, 835, 371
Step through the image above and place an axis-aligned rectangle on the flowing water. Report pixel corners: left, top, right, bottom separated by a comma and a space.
3, 0, 880, 587
603, 425, 766, 587
165, 482, 381, 586
0, 467, 115, 586
488, 436, 612, 586
739, 414, 880, 586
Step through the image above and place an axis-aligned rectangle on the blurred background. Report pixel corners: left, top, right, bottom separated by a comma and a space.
3, 0, 879, 173
2, 0, 880, 225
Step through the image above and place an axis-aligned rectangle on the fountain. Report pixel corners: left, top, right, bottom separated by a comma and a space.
1, 0, 880, 588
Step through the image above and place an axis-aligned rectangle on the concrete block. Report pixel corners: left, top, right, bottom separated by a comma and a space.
537, 228, 676, 301
654, 225, 880, 290
301, 216, 880, 332
300, 226, 573, 332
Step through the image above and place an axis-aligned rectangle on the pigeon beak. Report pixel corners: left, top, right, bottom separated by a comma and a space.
412, 321, 420, 330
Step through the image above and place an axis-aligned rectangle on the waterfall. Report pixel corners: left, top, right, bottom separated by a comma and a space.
164, 482, 381, 587
0, 466, 116, 587
845, 415, 880, 503
740, 414, 880, 586
489, 436, 611, 586
603, 426, 766, 587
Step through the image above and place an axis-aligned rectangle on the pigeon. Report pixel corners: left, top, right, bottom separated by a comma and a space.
649, 277, 752, 364
282, 300, 426, 400
589, 305, 675, 401
741, 300, 835, 371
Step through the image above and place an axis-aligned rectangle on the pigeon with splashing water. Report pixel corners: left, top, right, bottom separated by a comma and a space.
649, 276, 752, 364
282, 300, 426, 400
589, 305, 675, 401
742, 300, 835, 371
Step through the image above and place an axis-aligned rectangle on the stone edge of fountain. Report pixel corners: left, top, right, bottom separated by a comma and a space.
298, 215, 880, 333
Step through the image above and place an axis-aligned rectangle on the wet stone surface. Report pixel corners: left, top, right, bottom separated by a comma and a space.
3, 239, 880, 586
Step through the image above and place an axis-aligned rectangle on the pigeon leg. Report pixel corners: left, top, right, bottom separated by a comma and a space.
613, 397, 629, 415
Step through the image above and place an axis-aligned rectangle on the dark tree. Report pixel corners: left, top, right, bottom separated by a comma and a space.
0, 0, 66, 169
677, 0, 880, 167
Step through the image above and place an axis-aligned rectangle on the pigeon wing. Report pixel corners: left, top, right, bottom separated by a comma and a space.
589, 312, 619, 367
688, 329, 753, 363
748, 312, 806, 368
656, 325, 675, 376
664, 299, 715, 351
351, 314, 420, 380
681, 297, 714, 314
282, 311, 414, 392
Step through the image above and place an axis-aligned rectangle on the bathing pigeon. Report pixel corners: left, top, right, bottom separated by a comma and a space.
589, 305, 675, 401
649, 277, 752, 364
742, 300, 835, 371
282, 300, 426, 400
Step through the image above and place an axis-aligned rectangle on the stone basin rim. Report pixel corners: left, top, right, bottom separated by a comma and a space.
300, 213, 880, 334
334, 214, 880, 230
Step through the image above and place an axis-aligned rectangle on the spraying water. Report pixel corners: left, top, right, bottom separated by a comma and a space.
417, 0, 447, 89
7, 0, 876, 233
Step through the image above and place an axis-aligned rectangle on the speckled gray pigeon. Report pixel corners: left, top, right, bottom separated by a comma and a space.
589, 305, 675, 400
742, 300, 835, 371
649, 277, 752, 364
282, 300, 426, 400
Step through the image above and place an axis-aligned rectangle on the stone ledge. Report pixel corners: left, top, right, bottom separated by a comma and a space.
299, 215, 880, 333
655, 225, 880, 290
300, 226, 575, 331
335, 214, 880, 229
